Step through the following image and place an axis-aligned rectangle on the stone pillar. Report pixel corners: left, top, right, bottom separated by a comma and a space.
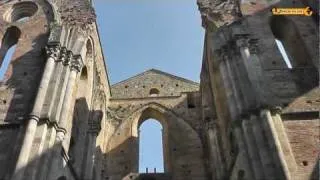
250, 115, 275, 177
47, 47, 68, 118
58, 56, 83, 130
53, 51, 72, 122
219, 55, 238, 120
29, 122, 48, 180
260, 109, 292, 179
238, 37, 264, 106
272, 112, 297, 172
47, 55, 83, 180
83, 111, 103, 180
206, 121, 225, 180
12, 44, 60, 180
31, 48, 68, 180
36, 125, 57, 180
233, 123, 254, 179
241, 118, 264, 179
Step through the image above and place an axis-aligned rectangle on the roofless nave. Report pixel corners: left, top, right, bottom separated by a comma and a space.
0, 0, 318, 180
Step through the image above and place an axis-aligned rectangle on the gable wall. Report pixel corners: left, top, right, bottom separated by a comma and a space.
111, 71, 199, 99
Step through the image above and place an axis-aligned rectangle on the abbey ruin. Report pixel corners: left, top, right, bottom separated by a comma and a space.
0, 0, 319, 179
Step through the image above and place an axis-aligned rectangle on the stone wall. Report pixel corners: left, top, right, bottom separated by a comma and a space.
105, 72, 207, 180
198, 0, 319, 179
111, 69, 199, 99
0, 0, 53, 123
0, 0, 112, 180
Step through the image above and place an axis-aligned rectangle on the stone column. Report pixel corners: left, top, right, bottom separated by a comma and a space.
260, 109, 292, 179
206, 121, 225, 180
83, 111, 103, 180
36, 125, 57, 180
47, 55, 83, 180
12, 44, 60, 180
250, 115, 275, 177
233, 123, 254, 179
31, 48, 68, 180
37, 49, 69, 180
272, 112, 297, 172
241, 118, 264, 179
53, 51, 72, 122
219, 54, 238, 120
58, 55, 83, 130
47, 47, 68, 117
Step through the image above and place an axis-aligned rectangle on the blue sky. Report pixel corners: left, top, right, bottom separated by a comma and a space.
0, 45, 16, 80
93, 0, 204, 84
93, 0, 204, 173
139, 119, 164, 173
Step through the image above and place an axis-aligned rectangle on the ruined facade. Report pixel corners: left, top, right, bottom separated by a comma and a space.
0, 0, 318, 180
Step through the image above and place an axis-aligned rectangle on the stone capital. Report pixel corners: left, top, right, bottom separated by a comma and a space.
45, 44, 61, 60
55, 130, 66, 141
70, 55, 84, 72
248, 38, 259, 54
58, 47, 68, 63
236, 38, 249, 48
270, 106, 282, 115
63, 50, 73, 66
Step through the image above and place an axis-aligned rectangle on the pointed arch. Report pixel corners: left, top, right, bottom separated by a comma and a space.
269, 16, 312, 68
0, 26, 21, 80
139, 119, 164, 173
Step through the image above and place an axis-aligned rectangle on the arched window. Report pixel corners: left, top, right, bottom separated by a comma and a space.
139, 119, 164, 173
86, 39, 93, 60
149, 88, 159, 97
80, 66, 88, 80
77, 66, 88, 98
0, 26, 21, 80
269, 16, 311, 68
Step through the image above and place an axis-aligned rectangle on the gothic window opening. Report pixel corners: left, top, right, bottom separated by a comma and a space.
139, 119, 164, 173
80, 66, 88, 80
0, 26, 21, 80
76, 66, 88, 98
149, 88, 159, 97
274, 39, 292, 69
269, 16, 312, 68
86, 39, 93, 60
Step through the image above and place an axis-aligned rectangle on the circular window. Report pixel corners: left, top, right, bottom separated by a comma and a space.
3, 2, 38, 22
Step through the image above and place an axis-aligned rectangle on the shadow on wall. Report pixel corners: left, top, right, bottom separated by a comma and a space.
0, 32, 48, 123
10, 138, 74, 180
0, 34, 51, 180
7, 98, 105, 179
0, 1, 54, 123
